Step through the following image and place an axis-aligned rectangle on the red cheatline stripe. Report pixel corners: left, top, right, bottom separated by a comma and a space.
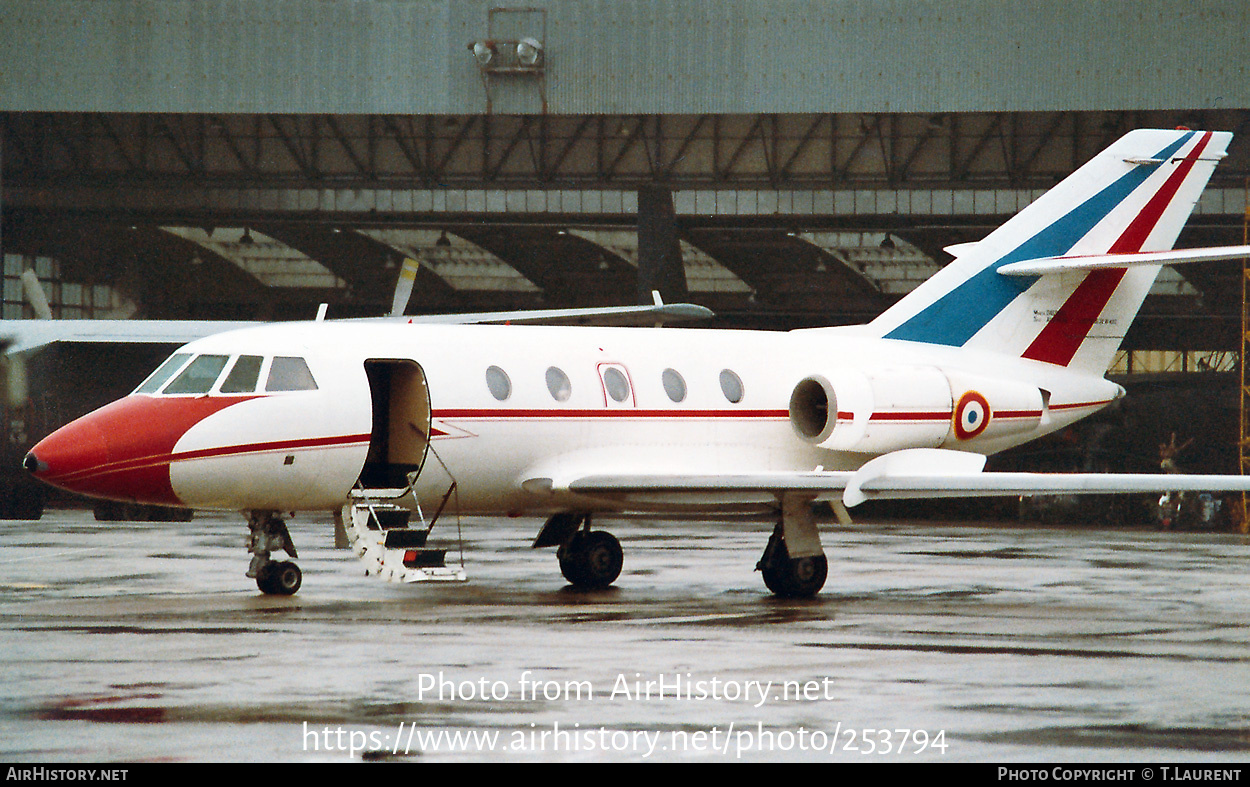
52, 433, 371, 484
433, 408, 790, 419
1022, 131, 1214, 367
868, 411, 951, 422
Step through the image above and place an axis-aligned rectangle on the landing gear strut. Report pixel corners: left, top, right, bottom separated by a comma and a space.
247, 511, 302, 595
534, 513, 623, 590
756, 496, 827, 598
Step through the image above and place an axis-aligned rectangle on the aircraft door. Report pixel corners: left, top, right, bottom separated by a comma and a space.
360, 359, 432, 489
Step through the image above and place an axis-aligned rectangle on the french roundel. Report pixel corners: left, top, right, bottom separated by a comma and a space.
954, 391, 990, 440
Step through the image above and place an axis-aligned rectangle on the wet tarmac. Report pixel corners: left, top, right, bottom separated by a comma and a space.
1, 508, 1249, 762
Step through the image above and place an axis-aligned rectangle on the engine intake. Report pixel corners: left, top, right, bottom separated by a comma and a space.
788, 376, 838, 443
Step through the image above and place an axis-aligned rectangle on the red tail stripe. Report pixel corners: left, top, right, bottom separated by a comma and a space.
1021, 131, 1213, 366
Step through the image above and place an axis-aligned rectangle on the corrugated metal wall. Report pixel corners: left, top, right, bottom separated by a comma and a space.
1, 0, 1247, 114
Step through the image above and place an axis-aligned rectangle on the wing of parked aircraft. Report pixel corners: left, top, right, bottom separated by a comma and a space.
0, 319, 263, 355
550, 448, 1250, 508
0, 288, 711, 355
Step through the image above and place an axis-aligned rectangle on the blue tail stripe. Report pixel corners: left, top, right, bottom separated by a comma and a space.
884, 133, 1193, 346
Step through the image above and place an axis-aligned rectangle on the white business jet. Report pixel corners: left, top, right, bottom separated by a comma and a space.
23, 128, 1250, 598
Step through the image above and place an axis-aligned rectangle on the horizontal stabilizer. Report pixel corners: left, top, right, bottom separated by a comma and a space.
997, 245, 1250, 276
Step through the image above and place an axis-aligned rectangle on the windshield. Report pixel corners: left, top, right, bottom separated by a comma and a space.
133, 353, 318, 396
220, 355, 264, 394
163, 354, 231, 395
134, 353, 192, 394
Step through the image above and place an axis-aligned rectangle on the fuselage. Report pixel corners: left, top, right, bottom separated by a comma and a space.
26, 318, 1122, 516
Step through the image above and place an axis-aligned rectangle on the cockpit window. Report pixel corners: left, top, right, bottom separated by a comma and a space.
220, 355, 264, 394
163, 355, 231, 395
134, 353, 192, 394
265, 356, 318, 392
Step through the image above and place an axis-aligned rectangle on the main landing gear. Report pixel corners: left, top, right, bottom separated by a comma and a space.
756, 526, 828, 598
755, 496, 828, 598
247, 510, 302, 595
534, 512, 623, 590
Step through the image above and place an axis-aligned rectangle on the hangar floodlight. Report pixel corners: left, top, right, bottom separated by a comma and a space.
516, 37, 543, 67
470, 40, 497, 67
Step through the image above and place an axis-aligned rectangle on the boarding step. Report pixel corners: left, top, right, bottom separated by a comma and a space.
349, 486, 412, 501
343, 499, 466, 584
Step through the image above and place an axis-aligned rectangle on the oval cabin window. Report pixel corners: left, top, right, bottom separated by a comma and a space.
485, 366, 512, 401
662, 368, 687, 403
719, 369, 744, 403
602, 367, 631, 403
546, 366, 572, 402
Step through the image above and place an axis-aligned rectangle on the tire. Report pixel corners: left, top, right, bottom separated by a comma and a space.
559, 530, 623, 589
257, 560, 302, 595
758, 532, 827, 598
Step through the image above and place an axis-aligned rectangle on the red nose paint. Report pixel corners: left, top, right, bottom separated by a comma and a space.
28, 395, 255, 505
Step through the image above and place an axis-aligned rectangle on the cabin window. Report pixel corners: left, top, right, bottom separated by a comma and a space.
163, 354, 230, 395
134, 353, 192, 394
662, 368, 687, 403
719, 369, 744, 403
485, 366, 512, 401
602, 367, 630, 403
266, 356, 319, 392
220, 355, 264, 394
546, 366, 572, 402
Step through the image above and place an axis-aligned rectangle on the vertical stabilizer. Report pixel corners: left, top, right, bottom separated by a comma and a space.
869, 129, 1230, 374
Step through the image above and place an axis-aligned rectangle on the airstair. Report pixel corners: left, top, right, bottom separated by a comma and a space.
344, 482, 467, 583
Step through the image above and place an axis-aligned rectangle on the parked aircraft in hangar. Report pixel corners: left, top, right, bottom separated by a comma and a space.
21, 128, 1250, 598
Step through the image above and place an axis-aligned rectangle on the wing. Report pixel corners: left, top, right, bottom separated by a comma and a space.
398, 290, 713, 326
1, 294, 713, 355
401, 300, 714, 326
545, 449, 1250, 508
0, 319, 260, 355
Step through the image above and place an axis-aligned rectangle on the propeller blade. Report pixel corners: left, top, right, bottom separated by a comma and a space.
20, 270, 53, 320
390, 257, 420, 317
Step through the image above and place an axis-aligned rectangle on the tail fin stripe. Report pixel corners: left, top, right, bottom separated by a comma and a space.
883, 132, 1196, 347
1108, 131, 1214, 254
1020, 132, 1214, 366
1018, 268, 1128, 366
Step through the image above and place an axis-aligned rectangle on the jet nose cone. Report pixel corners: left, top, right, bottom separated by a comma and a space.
27, 412, 112, 490
24, 394, 232, 507
22, 451, 47, 474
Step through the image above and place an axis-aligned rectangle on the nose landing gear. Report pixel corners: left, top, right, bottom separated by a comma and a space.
247, 510, 302, 596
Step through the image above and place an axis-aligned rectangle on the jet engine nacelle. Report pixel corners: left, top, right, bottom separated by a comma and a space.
942, 370, 1045, 445
788, 367, 1045, 454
